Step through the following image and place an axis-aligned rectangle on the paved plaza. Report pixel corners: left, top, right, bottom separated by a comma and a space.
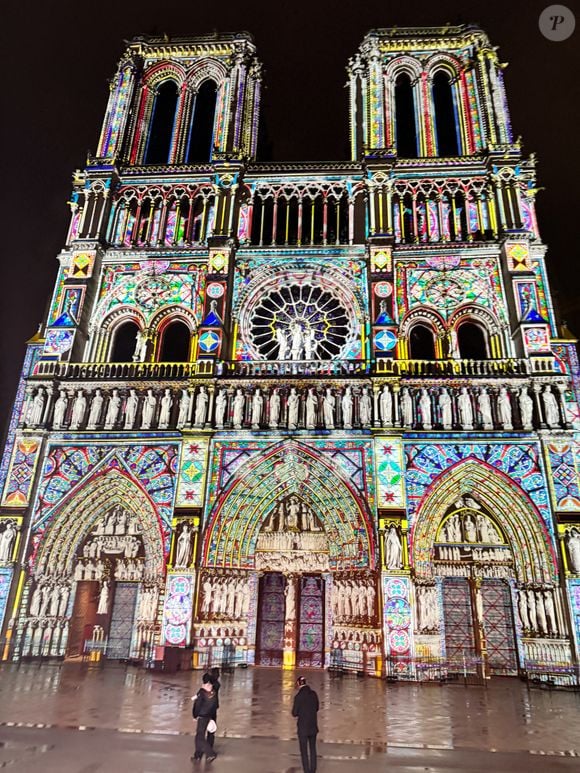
0, 663, 580, 771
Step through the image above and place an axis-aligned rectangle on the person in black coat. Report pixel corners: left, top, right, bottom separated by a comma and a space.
191, 675, 218, 762
291, 676, 319, 773
205, 667, 220, 749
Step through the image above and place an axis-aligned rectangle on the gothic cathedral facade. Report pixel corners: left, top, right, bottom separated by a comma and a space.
1, 25, 580, 681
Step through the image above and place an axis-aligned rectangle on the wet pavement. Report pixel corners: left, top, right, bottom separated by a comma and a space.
0, 663, 579, 771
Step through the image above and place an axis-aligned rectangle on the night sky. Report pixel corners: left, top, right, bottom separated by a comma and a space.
1, 0, 579, 437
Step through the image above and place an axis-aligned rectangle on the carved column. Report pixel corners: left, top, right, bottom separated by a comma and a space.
283, 574, 298, 669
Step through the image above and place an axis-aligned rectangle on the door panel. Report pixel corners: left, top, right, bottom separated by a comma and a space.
256, 573, 285, 666
297, 575, 324, 668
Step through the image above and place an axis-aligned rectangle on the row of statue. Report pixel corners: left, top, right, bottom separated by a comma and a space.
74, 559, 107, 581
262, 497, 322, 533
199, 574, 251, 620
517, 587, 560, 636
92, 507, 141, 536
196, 626, 244, 639
438, 503, 503, 545
437, 546, 509, 563
330, 578, 376, 621
83, 535, 141, 560
255, 550, 330, 573
28, 580, 70, 619
137, 585, 159, 622
0, 520, 19, 563
113, 559, 144, 581
22, 380, 565, 432
332, 630, 380, 646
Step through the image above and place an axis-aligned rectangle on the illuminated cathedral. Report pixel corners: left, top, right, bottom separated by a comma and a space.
1, 25, 579, 682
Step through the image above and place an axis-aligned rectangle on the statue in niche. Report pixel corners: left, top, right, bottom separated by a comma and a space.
477, 387, 493, 430
542, 386, 560, 428
159, 388, 173, 429
233, 389, 245, 429
124, 389, 139, 429
87, 389, 104, 429
301, 503, 317, 532
287, 388, 299, 429
177, 389, 191, 428
132, 329, 149, 362
269, 389, 281, 429
438, 388, 452, 429
400, 388, 413, 427
251, 389, 263, 429
323, 388, 335, 429
104, 389, 121, 429
526, 589, 538, 631
53, 390, 68, 429
290, 321, 304, 361
49, 584, 61, 617
342, 386, 353, 429
419, 388, 432, 429
497, 387, 513, 429
304, 327, 317, 360
97, 581, 110, 615
385, 525, 402, 570
276, 325, 289, 360
566, 528, 580, 573
359, 387, 372, 428
305, 389, 317, 429
58, 585, 70, 618
29, 388, 46, 427
0, 520, 18, 563
518, 589, 530, 629
379, 385, 392, 427
286, 496, 301, 530
457, 387, 473, 429
463, 515, 477, 542
535, 592, 548, 634
194, 386, 209, 428
70, 389, 87, 429
215, 388, 228, 428
544, 590, 558, 635
175, 521, 193, 568
519, 387, 534, 429
29, 584, 43, 617
141, 389, 157, 429
284, 579, 296, 621
475, 512, 494, 543
444, 514, 462, 542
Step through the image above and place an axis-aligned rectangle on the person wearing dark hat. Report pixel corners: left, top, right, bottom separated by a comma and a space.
291, 675, 319, 773
191, 673, 218, 763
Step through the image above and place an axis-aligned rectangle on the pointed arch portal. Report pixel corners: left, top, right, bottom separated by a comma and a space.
202, 440, 375, 570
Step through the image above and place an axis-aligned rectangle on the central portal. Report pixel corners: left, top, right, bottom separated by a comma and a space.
256, 572, 326, 668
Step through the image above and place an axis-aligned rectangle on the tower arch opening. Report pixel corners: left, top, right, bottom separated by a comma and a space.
144, 80, 179, 165
186, 79, 217, 163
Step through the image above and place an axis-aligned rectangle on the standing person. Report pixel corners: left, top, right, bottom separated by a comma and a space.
292, 676, 319, 773
191, 674, 218, 763
205, 667, 221, 749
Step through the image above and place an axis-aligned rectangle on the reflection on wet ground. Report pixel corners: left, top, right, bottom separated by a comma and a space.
0, 662, 579, 754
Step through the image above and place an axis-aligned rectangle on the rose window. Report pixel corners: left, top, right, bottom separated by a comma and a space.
248, 283, 355, 360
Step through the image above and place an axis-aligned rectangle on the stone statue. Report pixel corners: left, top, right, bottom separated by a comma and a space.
175, 522, 193, 568
457, 387, 473, 430
177, 389, 191, 429
70, 389, 87, 430
269, 389, 281, 429
286, 496, 301, 529
233, 389, 245, 429
97, 581, 109, 615
359, 387, 372, 428
323, 388, 335, 429
287, 388, 299, 429
30, 584, 43, 617
544, 590, 558, 635
419, 388, 431, 429
477, 387, 493, 430
251, 389, 263, 429
290, 321, 304, 361
518, 589, 530, 629
0, 521, 18, 563
567, 528, 580, 573
284, 579, 296, 621
438, 388, 452, 429
305, 389, 317, 429
276, 326, 289, 360
463, 515, 477, 542
526, 588, 538, 631
58, 585, 70, 618
29, 388, 46, 427
379, 385, 392, 427
104, 389, 121, 429
87, 389, 104, 430
132, 329, 148, 362
158, 388, 173, 429
215, 389, 228, 428
194, 386, 209, 428
535, 591, 548, 634
497, 387, 513, 430
53, 390, 68, 429
475, 513, 492, 543
124, 389, 139, 429
342, 386, 353, 429
138, 389, 154, 429
400, 388, 413, 427
385, 525, 402, 570
49, 584, 61, 617
519, 387, 534, 430
542, 386, 560, 428
304, 327, 317, 360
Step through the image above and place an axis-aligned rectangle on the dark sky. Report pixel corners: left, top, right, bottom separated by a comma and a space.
1, 0, 579, 437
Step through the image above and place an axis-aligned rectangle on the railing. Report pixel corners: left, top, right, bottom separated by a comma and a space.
376, 357, 554, 377
33, 360, 215, 380
221, 359, 370, 378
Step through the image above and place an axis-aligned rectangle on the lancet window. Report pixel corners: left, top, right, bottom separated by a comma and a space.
144, 80, 179, 165
432, 70, 461, 157
394, 73, 418, 158
186, 80, 218, 163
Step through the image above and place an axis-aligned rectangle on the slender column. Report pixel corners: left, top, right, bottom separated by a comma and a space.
411, 194, 418, 243
246, 194, 255, 245
227, 184, 238, 236
322, 198, 328, 245
284, 198, 290, 245
368, 184, 376, 235
348, 198, 354, 245
200, 198, 209, 242
272, 196, 279, 245
378, 188, 384, 233
531, 382, 546, 428
156, 199, 169, 246
297, 197, 303, 245
556, 382, 571, 428
392, 383, 401, 426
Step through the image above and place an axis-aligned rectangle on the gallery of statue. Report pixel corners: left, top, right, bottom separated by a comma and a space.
1, 24, 580, 683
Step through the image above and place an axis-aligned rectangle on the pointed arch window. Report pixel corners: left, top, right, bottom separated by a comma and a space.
159, 320, 191, 362
409, 324, 436, 360
186, 80, 217, 163
457, 322, 488, 359
110, 321, 139, 362
394, 73, 418, 158
432, 71, 460, 157
144, 80, 179, 165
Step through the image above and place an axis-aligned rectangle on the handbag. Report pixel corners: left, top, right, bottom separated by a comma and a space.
207, 719, 217, 734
